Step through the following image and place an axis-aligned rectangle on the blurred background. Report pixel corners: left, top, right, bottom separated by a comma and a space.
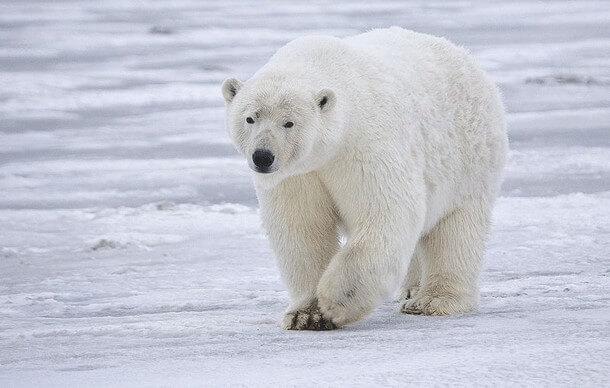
1, 1, 609, 385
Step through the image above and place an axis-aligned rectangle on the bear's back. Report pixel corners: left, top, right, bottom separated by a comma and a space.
345, 27, 475, 79
255, 35, 356, 81
257, 28, 478, 96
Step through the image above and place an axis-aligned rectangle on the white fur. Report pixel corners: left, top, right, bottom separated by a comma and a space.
221, 27, 508, 330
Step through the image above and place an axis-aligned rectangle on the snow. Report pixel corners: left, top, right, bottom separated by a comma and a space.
1, 0, 609, 386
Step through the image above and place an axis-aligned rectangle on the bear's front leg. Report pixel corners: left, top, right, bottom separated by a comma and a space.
312, 162, 426, 328
257, 173, 340, 330
316, 216, 423, 328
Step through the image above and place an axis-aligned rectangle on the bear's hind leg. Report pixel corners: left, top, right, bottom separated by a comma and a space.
401, 197, 490, 315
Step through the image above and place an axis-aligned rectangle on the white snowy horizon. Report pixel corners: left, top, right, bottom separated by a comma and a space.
1, 1, 609, 386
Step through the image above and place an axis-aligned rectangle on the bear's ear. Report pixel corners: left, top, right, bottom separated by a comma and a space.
316, 89, 335, 112
221, 78, 243, 103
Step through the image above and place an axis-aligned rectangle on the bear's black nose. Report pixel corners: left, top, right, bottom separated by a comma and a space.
252, 149, 275, 173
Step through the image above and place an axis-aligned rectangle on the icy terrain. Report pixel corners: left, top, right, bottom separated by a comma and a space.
1, 0, 609, 386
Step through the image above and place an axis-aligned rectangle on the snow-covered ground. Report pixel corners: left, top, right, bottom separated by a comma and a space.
1, 1, 609, 386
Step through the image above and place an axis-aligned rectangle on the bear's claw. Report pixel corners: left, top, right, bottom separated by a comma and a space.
282, 303, 337, 331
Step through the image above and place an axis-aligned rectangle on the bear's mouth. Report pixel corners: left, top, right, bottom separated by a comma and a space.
254, 166, 275, 174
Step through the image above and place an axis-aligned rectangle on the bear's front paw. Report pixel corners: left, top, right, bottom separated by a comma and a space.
282, 301, 337, 331
400, 291, 475, 316
316, 281, 373, 328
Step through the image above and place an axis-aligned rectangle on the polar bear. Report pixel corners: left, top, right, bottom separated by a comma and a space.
221, 27, 508, 330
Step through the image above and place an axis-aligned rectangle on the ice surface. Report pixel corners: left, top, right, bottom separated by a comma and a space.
1, 0, 609, 386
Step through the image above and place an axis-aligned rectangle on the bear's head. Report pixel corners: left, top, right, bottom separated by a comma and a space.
221, 75, 342, 188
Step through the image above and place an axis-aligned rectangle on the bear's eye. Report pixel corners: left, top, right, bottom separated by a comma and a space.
283, 121, 294, 128
246, 117, 255, 124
